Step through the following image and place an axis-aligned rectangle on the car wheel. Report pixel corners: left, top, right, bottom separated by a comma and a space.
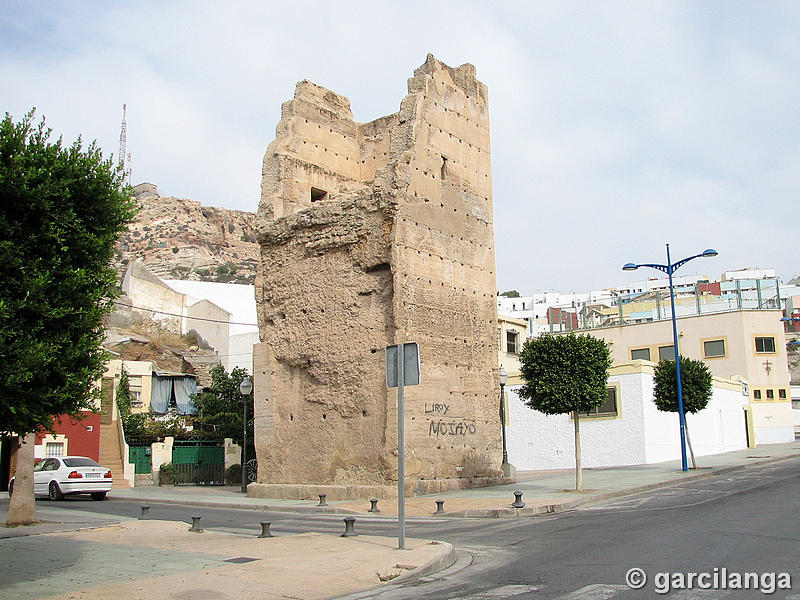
48, 481, 64, 501
90, 492, 107, 501
7, 480, 13, 498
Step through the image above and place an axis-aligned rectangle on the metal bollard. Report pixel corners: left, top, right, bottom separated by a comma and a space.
368, 498, 380, 513
318, 494, 328, 507
138, 505, 151, 520
434, 499, 446, 515
189, 515, 204, 533
341, 516, 358, 537
258, 521, 273, 538
512, 491, 525, 509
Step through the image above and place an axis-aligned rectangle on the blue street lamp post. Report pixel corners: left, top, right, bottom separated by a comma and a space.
623, 244, 718, 472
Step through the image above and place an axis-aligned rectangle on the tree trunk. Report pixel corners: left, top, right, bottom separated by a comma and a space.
573, 411, 583, 491
5, 435, 37, 526
685, 416, 697, 470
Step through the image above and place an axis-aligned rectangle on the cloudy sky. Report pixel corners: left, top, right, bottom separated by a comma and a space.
3, 1, 798, 293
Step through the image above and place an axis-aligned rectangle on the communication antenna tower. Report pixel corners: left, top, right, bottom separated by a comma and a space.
118, 104, 131, 185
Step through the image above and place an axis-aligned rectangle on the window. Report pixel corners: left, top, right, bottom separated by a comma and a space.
755, 336, 776, 353
506, 330, 519, 355
584, 387, 619, 417
310, 187, 328, 202
753, 389, 762, 400
766, 389, 774, 399
45, 442, 64, 457
129, 376, 143, 407
793, 399, 800, 410
779, 389, 787, 399
631, 348, 651, 361
703, 339, 726, 358
658, 345, 675, 361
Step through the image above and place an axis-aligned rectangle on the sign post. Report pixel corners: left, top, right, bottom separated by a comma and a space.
386, 342, 420, 550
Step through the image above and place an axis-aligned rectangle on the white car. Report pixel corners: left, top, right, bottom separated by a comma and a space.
8, 456, 113, 501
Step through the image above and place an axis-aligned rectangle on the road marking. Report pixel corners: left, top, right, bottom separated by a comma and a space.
456, 584, 544, 598
581, 497, 652, 510
669, 591, 733, 599
554, 584, 627, 600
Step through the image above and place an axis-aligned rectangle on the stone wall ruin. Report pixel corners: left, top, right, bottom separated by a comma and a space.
250, 54, 506, 500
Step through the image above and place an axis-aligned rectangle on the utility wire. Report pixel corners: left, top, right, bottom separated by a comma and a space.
113, 300, 258, 327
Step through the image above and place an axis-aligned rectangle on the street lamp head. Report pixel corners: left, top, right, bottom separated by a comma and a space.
239, 377, 253, 396
701, 248, 718, 258
622, 263, 639, 271
498, 366, 508, 386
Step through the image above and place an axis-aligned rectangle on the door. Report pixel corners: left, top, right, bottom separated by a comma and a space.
33, 459, 55, 495
129, 446, 152, 475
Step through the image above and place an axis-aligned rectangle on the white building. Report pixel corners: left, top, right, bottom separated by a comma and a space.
164, 279, 259, 374
505, 360, 749, 470
122, 262, 259, 374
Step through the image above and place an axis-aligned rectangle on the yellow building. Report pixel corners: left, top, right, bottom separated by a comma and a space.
498, 314, 528, 378
583, 309, 793, 446
104, 360, 197, 415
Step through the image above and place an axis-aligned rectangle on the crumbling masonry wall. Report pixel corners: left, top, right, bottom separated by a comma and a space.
251, 55, 504, 499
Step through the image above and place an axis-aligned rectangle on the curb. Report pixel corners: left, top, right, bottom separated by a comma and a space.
439, 452, 800, 518
110, 495, 362, 515
0, 520, 120, 539
391, 540, 457, 584
111, 452, 800, 519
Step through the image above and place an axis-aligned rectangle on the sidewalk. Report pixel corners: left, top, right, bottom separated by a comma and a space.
1, 441, 798, 600
112, 440, 800, 517
0, 517, 453, 600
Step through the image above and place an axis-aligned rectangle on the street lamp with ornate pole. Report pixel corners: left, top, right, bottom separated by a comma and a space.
623, 244, 718, 472
239, 376, 253, 493
499, 366, 509, 475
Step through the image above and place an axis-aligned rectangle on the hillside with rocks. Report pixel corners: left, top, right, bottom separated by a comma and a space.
115, 188, 259, 284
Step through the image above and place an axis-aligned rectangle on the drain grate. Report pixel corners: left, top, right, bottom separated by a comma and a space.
224, 557, 259, 564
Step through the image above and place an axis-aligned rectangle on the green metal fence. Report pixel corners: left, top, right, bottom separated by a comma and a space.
171, 440, 225, 485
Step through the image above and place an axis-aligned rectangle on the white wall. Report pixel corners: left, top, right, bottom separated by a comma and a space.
506, 366, 748, 471
642, 378, 747, 464
184, 298, 231, 365
505, 371, 648, 470
228, 331, 260, 373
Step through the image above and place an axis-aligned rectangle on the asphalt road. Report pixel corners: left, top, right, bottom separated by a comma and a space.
14, 458, 800, 599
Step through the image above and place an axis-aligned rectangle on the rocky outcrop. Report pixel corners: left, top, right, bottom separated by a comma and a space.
114, 192, 258, 284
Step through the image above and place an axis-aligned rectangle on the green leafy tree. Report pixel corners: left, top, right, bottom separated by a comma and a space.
499, 290, 521, 298
192, 365, 252, 451
518, 333, 612, 490
115, 366, 147, 439
0, 111, 137, 525
116, 368, 133, 420
653, 357, 713, 469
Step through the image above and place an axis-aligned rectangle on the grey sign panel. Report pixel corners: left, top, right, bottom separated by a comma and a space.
386, 342, 421, 387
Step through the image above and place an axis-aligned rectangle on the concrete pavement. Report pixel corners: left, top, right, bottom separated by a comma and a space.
2, 441, 798, 599
111, 440, 800, 517
1, 521, 452, 600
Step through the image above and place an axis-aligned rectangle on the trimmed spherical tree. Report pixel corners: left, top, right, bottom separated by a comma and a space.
653, 356, 713, 469
518, 333, 612, 490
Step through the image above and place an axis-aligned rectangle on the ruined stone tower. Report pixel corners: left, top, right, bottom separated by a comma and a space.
250, 55, 504, 500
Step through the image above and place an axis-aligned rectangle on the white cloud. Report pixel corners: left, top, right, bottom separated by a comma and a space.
2, 0, 798, 290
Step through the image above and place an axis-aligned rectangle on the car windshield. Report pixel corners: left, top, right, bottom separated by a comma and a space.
62, 457, 101, 467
